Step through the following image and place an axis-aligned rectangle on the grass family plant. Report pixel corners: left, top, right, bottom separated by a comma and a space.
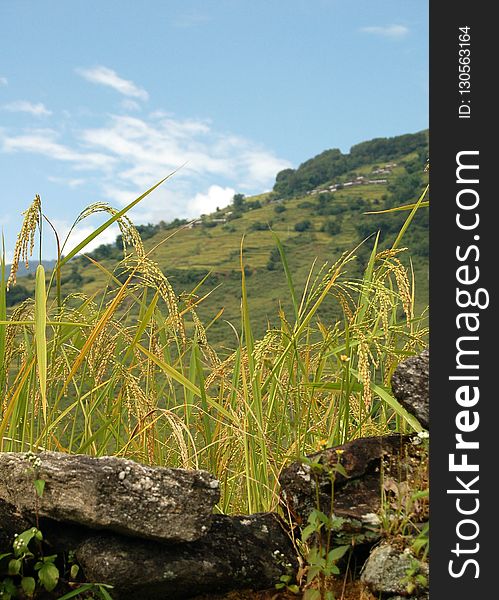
0, 176, 428, 516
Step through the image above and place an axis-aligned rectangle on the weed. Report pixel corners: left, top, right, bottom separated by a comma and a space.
297, 452, 351, 600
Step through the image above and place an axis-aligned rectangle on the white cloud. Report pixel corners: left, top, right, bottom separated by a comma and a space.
187, 185, 235, 216
52, 219, 120, 255
0, 109, 292, 228
79, 114, 290, 190
47, 176, 86, 188
2, 101, 52, 116
77, 66, 149, 101
360, 24, 409, 39
1, 129, 116, 170
121, 99, 141, 112
0, 77, 7, 86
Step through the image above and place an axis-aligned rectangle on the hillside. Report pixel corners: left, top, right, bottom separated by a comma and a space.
8, 131, 429, 347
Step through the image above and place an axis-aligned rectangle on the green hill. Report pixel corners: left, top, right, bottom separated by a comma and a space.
8, 130, 429, 347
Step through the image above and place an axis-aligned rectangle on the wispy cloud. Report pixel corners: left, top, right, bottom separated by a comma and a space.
78, 113, 290, 191
120, 99, 141, 112
0, 104, 291, 226
47, 176, 86, 188
76, 66, 149, 101
51, 219, 120, 255
0, 77, 7, 86
2, 100, 52, 116
1, 129, 116, 170
360, 24, 409, 39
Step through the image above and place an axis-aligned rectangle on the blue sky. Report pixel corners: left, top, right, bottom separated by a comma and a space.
0, 0, 428, 262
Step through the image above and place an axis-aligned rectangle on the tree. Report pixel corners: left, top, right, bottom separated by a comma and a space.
232, 193, 246, 212
6, 284, 31, 307
294, 220, 312, 232
266, 247, 282, 271
322, 218, 341, 236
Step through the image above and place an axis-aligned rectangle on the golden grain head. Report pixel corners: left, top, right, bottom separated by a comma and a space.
7, 195, 41, 290
74, 202, 145, 258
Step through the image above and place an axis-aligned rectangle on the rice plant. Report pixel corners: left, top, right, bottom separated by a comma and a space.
0, 177, 428, 514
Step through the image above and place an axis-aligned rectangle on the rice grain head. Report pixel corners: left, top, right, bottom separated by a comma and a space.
7, 195, 41, 290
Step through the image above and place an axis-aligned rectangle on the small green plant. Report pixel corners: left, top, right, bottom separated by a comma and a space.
411, 505, 429, 560
275, 573, 300, 595
57, 582, 115, 600
402, 558, 428, 596
0, 527, 114, 599
273, 549, 299, 594
379, 431, 429, 548
299, 452, 350, 600
0, 527, 58, 598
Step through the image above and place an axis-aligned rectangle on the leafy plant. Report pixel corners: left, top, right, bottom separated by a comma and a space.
298, 453, 350, 600
402, 558, 428, 595
0, 527, 58, 598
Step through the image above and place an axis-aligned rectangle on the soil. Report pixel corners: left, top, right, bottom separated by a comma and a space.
193, 579, 377, 600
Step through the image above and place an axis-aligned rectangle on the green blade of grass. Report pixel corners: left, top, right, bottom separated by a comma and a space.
392, 183, 429, 250
58, 173, 175, 268
0, 239, 6, 391
364, 201, 429, 215
34, 265, 48, 421
0, 358, 35, 449
349, 367, 423, 432
271, 230, 299, 322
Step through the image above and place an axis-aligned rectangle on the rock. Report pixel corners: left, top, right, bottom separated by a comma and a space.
0, 498, 31, 550
360, 543, 429, 596
76, 513, 298, 600
279, 435, 426, 545
0, 451, 219, 543
391, 350, 429, 429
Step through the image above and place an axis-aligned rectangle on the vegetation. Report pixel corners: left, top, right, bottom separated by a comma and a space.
1, 168, 428, 515
273, 130, 427, 198
0, 133, 429, 598
6, 131, 429, 349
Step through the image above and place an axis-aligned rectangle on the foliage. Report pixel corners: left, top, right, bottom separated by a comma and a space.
266, 247, 282, 271
273, 130, 427, 198
298, 454, 350, 600
5, 285, 30, 308
321, 219, 341, 237
294, 219, 313, 232
0, 170, 427, 519
380, 432, 429, 563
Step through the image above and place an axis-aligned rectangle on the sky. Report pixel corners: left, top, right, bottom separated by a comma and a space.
0, 0, 428, 262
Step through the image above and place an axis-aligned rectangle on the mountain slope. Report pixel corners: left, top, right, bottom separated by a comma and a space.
7, 131, 429, 346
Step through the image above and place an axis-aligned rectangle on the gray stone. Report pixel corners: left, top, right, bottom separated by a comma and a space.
0, 498, 31, 550
391, 350, 429, 429
0, 451, 219, 543
76, 513, 298, 600
360, 543, 429, 596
